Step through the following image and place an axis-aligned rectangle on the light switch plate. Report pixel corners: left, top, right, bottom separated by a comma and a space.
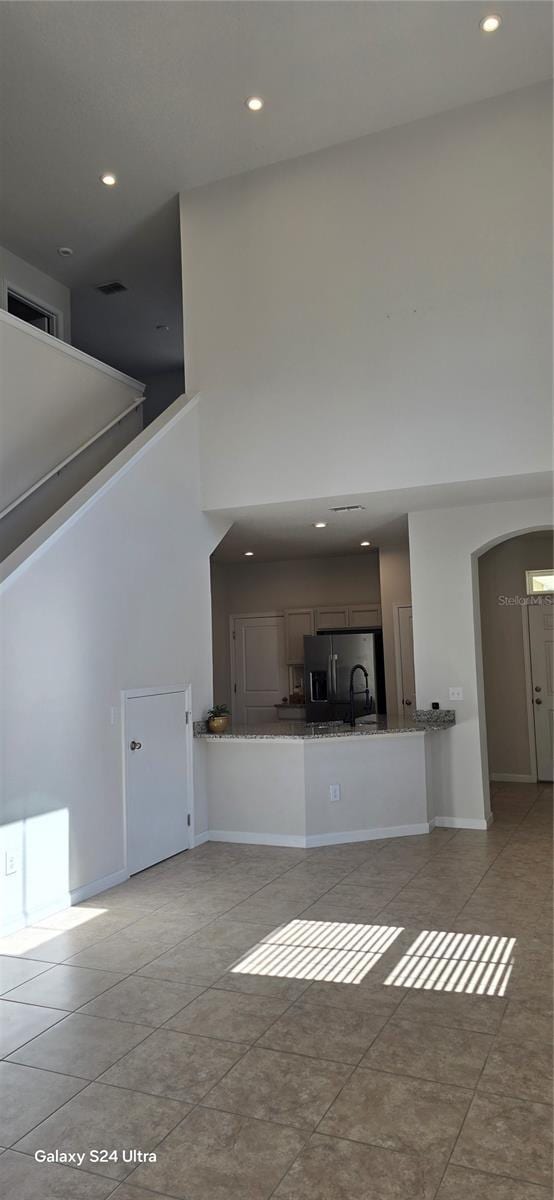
5, 850, 19, 876
449, 687, 464, 701
329, 784, 341, 803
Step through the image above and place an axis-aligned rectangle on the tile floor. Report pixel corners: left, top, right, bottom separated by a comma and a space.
0, 781, 551, 1199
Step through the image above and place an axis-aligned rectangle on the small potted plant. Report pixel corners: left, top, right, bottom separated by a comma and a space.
207, 704, 231, 734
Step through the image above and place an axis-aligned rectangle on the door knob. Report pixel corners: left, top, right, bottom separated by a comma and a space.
535, 699, 542, 706
130, 740, 142, 750
405, 699, 412, 706
535, 686, 542, 692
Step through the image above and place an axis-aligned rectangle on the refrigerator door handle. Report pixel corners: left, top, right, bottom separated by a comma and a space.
327, 656, 334, 700
332, 654, 338, 696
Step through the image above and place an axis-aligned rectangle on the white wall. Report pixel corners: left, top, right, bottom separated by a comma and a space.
304, 735, 429, 840
408, 496, 553, 826
181, 83, 552, 510
0, 311, 143, 514
378, 544, 412, 716
479, 531, 553, 780
205, 741, 307, 842
211, 552, 381, 708
0, 244, 71, 342
0, 398, 229, 933
203, 731, 432, 847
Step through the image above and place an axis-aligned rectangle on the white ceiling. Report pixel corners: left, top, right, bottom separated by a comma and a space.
0, 2, 551, 377
212, 472, 553, 562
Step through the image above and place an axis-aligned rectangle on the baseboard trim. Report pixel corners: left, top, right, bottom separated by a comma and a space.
304, 823, 431, 846
432, 816, 491, 830
206, 823, 431, 849
0, 898, 72, 938
0, 868, 130, 937
70, 868, 129, 904
490, 772, 537, 784
192, 831, 210, 848
208, 830, 306, 847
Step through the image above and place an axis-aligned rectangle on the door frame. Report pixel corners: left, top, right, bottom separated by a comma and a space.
121, 683, 194, 870
393, 603, 414, 713
486, 606, 538, 785
521, 605, 541, 785
229, 611, 284, 724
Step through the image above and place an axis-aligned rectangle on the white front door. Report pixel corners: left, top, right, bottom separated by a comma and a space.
233, 615, 289, 724
529, 603, 554, 782
397, 605, 416, 714
125, 689, 190, 874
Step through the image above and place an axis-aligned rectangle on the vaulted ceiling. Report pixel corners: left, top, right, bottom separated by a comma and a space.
1, 2, 551, 377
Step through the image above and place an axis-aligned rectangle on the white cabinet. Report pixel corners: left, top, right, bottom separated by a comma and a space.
348, 604, 381, 628
285, 608, 315, 664
315, 606, 349, 630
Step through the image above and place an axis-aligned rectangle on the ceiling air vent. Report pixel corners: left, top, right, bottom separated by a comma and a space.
329, 504, 366, 513
95, 280, 127, 295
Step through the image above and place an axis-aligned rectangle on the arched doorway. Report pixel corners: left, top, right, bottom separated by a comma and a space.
475, 527, 553, 828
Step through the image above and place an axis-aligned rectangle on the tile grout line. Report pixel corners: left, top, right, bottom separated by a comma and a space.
2, 788, 550, 1195
433, 788, 552, 1197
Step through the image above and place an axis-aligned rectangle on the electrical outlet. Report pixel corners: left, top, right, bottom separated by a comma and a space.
5, 850, 19, 876
329, 783, 341, 803
449, 687, 464, 701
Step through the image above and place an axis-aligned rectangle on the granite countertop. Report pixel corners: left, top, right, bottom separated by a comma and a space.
195, 710, 455, 740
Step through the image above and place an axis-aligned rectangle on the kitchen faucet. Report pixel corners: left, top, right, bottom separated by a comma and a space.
348, 664, 371, 728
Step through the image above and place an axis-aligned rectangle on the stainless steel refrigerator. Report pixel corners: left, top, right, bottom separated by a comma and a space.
303, 631, 386, 724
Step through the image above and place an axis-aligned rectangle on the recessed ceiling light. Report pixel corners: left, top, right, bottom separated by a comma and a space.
100, 173, 117, 187
314, 522, 327, 529
57, 246, 73, 257
244, 551, 254, 557
245, 96, 264, 112
479, 14, 502, 32
360, 541, 371, 547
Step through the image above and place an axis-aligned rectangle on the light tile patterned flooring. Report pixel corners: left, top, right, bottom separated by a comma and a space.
0, 781, 551, 1199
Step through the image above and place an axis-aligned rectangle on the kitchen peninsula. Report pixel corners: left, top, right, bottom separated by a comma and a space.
195, 712, 459, 847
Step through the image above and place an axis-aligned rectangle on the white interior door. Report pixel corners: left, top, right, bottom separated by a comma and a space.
397, 605, 416, 713
125, 689, 190, 874
529, 603, 554, 781
233, 615, 288, 724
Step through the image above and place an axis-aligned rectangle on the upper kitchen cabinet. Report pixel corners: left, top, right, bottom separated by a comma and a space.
349, 604, 382, 628
315, 606, 349, 631
285, 608, 315, 664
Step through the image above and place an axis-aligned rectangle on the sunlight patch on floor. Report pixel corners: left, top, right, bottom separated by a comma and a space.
231, 919, 516, 994
263, 919, 402, 955
384, 929, 516, 996
404, 929, 515, 965
0, 906, 108, 956
37, 905, 108, 931
232, 920, 404, 984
